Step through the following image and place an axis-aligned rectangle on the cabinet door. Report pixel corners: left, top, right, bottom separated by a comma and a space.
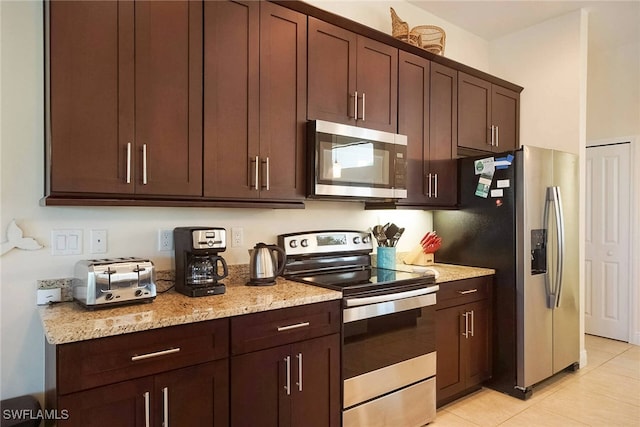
49, 1, 134, 195
491, 85, 520, 151
430, 63, 458, 206
435, 305, 466, 406
355, 36, 398, 133
466, 300, 492, 387
58, 377, 153, 427
134, 1, 202, 196
398, 51, 430, 205
291, 335, 341, 427
231, 344, 291, 427
259, 2, 307, 200
203, 0, 260, 198
458, 72, 492, 153
307, 17, 357, 126
155, 360, 229, 427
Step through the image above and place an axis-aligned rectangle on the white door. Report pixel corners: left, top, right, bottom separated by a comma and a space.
585, 143, 631, 341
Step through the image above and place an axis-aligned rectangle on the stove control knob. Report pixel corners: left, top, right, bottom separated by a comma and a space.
207, 240, 215, 247
362, 235, 371, 244
301, 239, 309, 247
105, 293, 114, 301
289, 240, 298, 248
353, 236, 361, 244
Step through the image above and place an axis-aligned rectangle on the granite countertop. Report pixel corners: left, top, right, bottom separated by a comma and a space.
38, 263, 494, 345
39, 275, 341, 345
394, 263, 495, 284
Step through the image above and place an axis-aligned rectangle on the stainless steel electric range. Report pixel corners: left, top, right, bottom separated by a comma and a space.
278, 230, 439, 427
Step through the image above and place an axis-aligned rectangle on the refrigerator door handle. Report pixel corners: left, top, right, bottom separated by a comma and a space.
552, 187, 565, 308
544, 186, 565, 309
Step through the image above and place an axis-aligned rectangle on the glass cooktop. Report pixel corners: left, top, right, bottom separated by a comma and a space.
290, 267, 437, 297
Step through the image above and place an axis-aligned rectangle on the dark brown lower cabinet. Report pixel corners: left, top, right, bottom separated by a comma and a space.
436, 277, 493, 407
231, 334, 340, 427
45, 319, 230, 427
230, 300, 341, 427
57, 361, 228, 427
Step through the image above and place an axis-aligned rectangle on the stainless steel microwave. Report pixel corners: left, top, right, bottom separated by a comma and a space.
307, 120, 408, 199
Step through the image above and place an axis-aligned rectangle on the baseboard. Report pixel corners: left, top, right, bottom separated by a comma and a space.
579, 348, 588, 369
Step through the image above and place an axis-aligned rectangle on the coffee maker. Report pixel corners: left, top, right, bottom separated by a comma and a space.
174, 227, 228, 297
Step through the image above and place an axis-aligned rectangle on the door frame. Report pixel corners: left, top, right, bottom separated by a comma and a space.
586, 135, 639, 345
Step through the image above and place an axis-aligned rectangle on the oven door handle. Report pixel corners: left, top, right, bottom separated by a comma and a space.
343, 288, 438, 323
344, 285, 439, 308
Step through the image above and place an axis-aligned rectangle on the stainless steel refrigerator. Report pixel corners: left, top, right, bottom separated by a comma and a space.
433, 145, 580, 399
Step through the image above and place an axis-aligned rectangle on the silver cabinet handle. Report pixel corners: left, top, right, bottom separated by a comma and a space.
296, 353, 303, 392
495, 125, 499, 147
144, 391, 150, 427
361, 92, 366, 121
470, 310, 475, 337
354, 91, 358, 120
261, 157, 270, 191
434, 173, 438, 198
490, 125, 495, 146
462, 312, 469, 338
255, 156, 260, 191
277, 321, 310, 332
131, 347, 180, 362
142, 144, 148, 185
427, 173, 432, 198
284, 356, 291, 395
126, 142, 132, 184
457, 289, 478, 295
162, 386, 169, 427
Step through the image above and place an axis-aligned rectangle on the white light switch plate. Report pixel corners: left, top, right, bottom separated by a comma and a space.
37, 288, 61, 305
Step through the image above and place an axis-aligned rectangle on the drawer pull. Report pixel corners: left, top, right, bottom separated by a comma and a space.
131, 347, 181, 362
457, 289, 478, 295
277, 321, 310, 332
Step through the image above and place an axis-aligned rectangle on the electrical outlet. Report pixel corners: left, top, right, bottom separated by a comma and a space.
231, 227, 243, 247
158, 229, 174, 251
90, 229, 107, 254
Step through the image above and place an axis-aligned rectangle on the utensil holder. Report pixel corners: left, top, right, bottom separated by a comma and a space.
377, 247, 396, 270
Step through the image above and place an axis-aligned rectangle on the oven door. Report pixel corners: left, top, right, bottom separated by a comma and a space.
309, 120, 407, 199
342, 290, 437, 419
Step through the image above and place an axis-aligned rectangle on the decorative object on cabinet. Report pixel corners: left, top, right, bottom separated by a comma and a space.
1, 219, 43, 256
390, 8, 446, 55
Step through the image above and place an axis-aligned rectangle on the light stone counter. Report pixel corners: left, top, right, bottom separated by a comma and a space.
393, 263, 495, 284
39, 274, 341, 345
39, 263, 493, 345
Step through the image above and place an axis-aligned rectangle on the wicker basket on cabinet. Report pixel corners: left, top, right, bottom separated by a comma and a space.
390, 7, 446, 55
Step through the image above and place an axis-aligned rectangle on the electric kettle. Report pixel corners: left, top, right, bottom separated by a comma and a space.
247, 243, 286, 286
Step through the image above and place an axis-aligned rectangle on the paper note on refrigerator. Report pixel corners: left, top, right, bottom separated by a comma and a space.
474, 157, 495, 175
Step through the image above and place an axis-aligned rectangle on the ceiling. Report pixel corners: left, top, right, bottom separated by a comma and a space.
408, 1, 640, 48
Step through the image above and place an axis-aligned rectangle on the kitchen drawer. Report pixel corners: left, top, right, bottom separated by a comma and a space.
437, 277, 491, 309
55, 318, 229, 395
231, 300, 340, 355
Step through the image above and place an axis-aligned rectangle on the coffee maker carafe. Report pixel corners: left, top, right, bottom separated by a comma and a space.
174, 227, 228, 297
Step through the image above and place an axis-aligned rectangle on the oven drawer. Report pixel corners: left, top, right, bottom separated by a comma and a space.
437, 276, 491, 308
343, 377, 436, 427
231, 300, 340, 354
55, 318, 229, 395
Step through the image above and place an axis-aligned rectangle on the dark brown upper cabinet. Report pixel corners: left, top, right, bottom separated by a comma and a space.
47, 1, 202, 197
458, 72, 520, 154
308, 17, 398, 133
203, 0, 307, 201
366, 58, 457, 210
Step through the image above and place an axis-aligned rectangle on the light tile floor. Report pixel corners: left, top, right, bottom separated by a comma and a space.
434, 335, 640, 426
